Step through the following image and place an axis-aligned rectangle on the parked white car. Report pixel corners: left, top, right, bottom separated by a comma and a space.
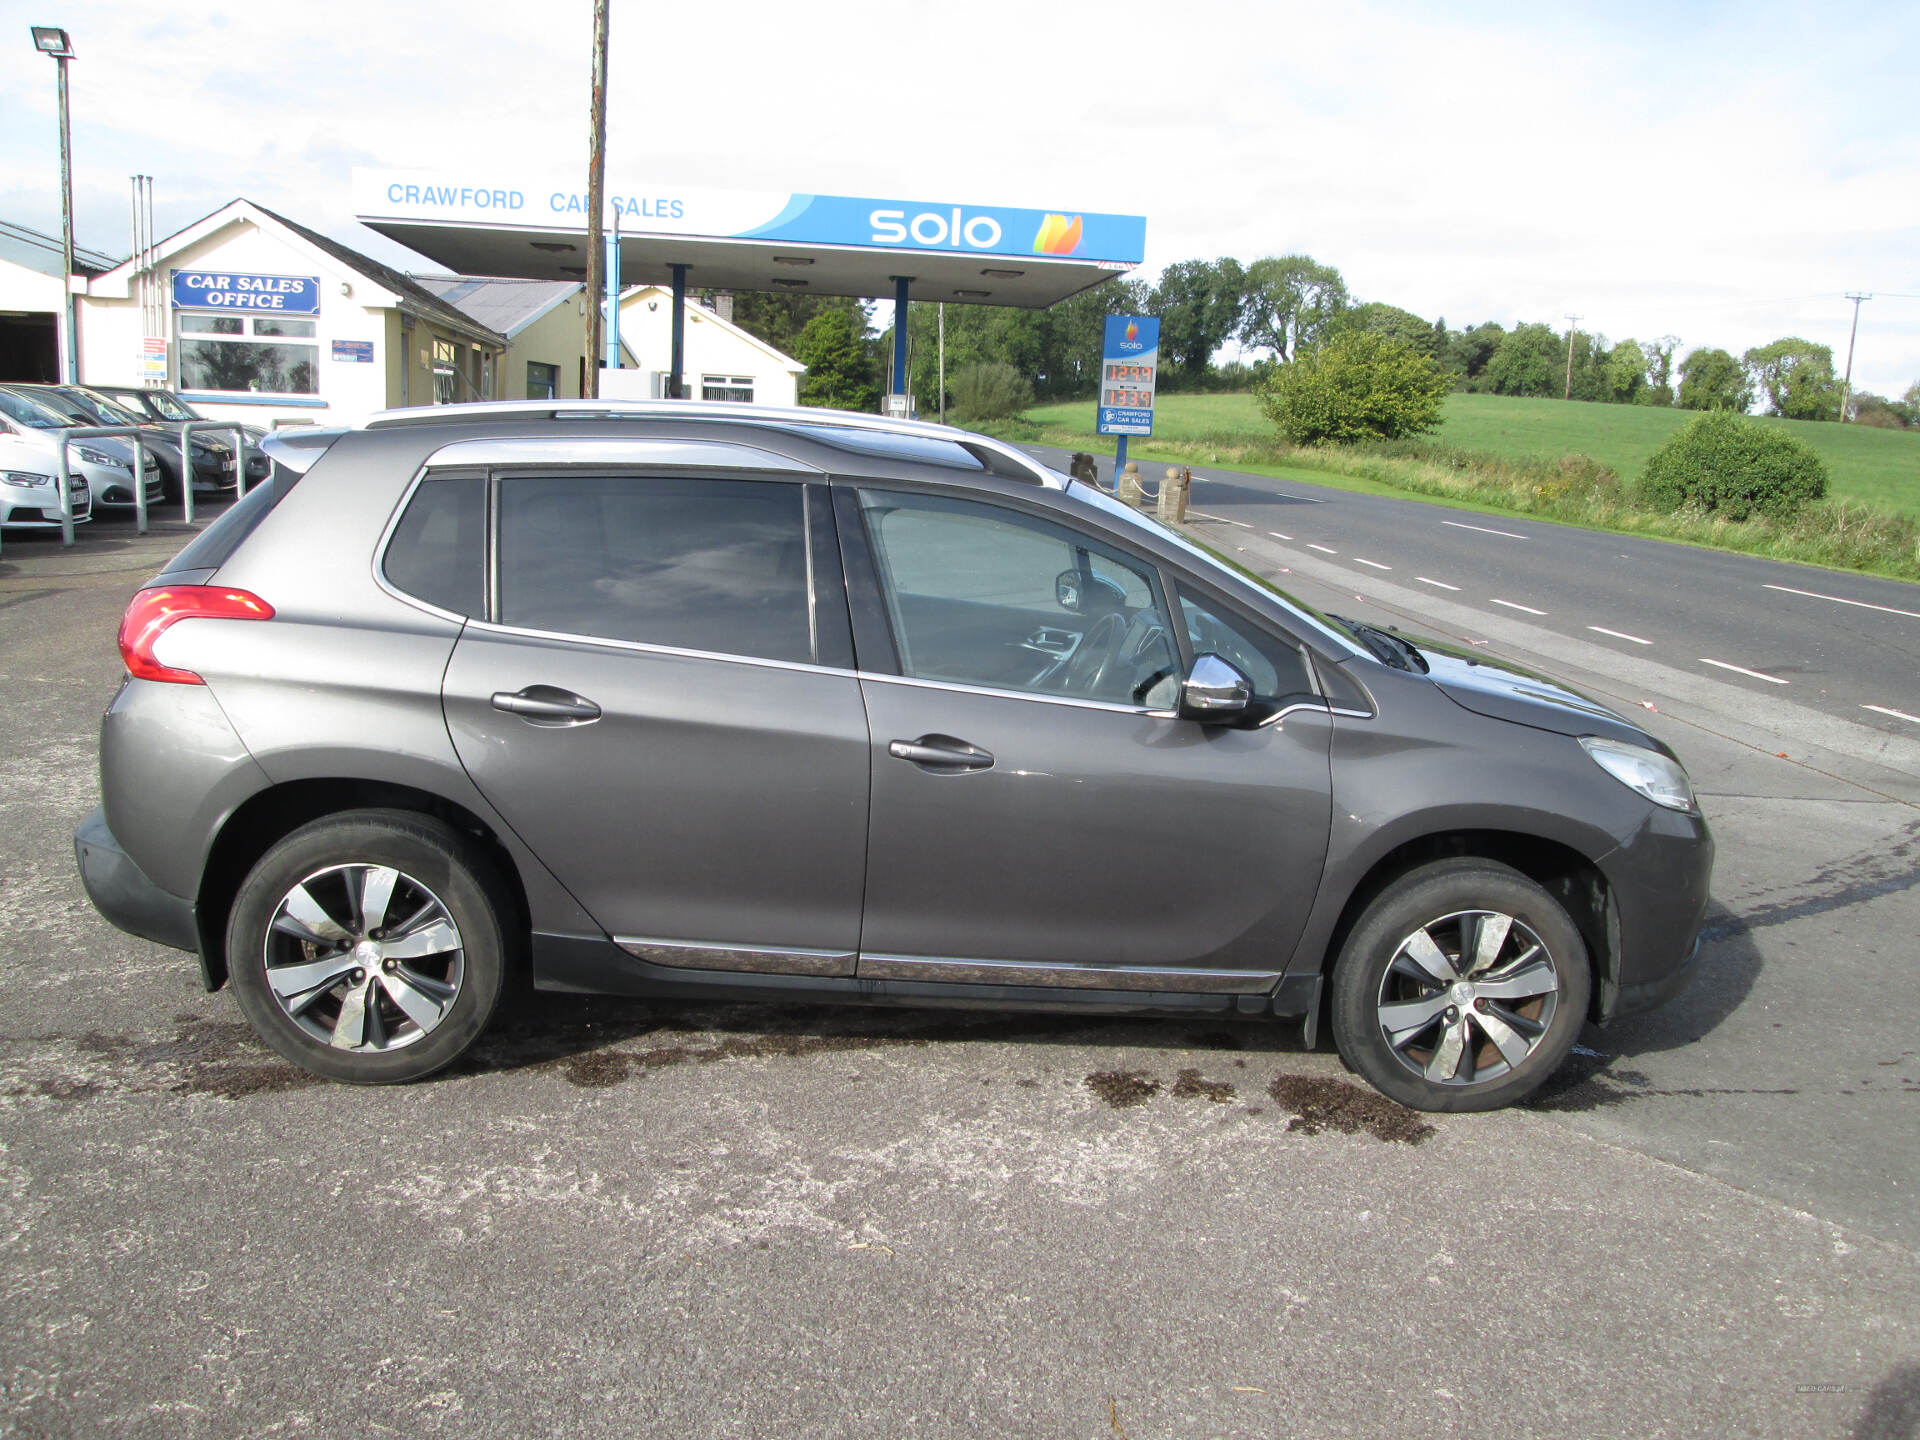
0, 387, 164, 513
0, 429, 90, 529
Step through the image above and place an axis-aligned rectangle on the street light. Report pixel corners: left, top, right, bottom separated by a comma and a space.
30, 25, 78, 384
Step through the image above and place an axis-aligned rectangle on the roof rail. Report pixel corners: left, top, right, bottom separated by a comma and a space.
361, 399, 1060, 487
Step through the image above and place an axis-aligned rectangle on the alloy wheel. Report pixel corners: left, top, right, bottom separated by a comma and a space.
1375, 909, 1561, 1087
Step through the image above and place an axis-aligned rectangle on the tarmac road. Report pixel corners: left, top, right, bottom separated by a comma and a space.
1025, 443, 1920, 737
1, 513, 1916, 1440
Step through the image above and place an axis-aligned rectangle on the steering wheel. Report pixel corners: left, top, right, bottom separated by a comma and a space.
1060, 611, 1130, 699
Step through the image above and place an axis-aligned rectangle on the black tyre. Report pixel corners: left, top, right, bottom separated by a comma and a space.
226, 809, 508, 1084
1329, 859, 1590, 1112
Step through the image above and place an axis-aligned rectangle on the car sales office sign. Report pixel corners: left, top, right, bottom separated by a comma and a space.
1097, 315, 1159, 436
171, 270, 321, 314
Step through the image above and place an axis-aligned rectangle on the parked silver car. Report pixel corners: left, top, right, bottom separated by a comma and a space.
0, 426, 91, 528
75, 402, 1713, 1110
0, 386, 162, 513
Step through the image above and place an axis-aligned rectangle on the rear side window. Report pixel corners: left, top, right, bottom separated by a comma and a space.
497, 473, 813, 664
383, 474, 486, 616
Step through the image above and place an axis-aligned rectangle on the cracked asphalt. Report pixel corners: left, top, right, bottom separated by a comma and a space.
2, 515, 1917, 1439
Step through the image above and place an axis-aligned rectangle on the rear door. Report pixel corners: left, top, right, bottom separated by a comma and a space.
438, 466, 871, 974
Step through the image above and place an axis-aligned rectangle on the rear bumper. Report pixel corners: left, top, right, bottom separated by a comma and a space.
74, 806, 211, 982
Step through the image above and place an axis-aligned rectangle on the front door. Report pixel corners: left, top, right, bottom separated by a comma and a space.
847, 485, 1333, 987
443, 469, 869, 973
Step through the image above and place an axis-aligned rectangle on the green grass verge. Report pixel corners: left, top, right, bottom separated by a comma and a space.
985, 396, 1920, 583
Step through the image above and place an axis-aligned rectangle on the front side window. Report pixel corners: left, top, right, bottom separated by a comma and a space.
498, 473, 813, 664
177, 312, 318, 395
858, 489, 1179, 707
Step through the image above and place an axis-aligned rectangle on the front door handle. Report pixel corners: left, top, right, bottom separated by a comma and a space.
491, 686, 602, 725
888, 735, 994, 773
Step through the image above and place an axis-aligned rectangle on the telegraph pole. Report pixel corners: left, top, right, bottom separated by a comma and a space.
1563, 315, 1582, 401
1838, 293, 1871, 422
582, 0, 609, 399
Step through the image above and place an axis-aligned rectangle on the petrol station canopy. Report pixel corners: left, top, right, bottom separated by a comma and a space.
352, 170, 1147, 309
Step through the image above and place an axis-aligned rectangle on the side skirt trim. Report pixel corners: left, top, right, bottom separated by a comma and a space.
615, 936, 856, 978
856, 952, 1281, 994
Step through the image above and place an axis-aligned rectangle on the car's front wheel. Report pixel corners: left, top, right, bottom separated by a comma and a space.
1329, 859, 1591, 1112
226, 809, 507, 1084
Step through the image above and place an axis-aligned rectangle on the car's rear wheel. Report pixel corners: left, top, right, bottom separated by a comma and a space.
1329, 859, 1590, 1112
226, 809, 507, 1084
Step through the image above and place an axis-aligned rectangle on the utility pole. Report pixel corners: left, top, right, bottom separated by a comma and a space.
1563, 315, 1582, 402
1839, 293, 1871, 422
582, 0, 609, 400
937, 302, 946, 424
31, 28, 78, 383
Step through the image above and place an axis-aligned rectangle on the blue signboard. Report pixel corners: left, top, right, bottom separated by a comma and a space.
330, 339, 374, 363
172, 269, 321, 314
1097, 315, 1160, 436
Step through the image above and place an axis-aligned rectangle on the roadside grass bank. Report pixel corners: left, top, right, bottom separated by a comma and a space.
1024, 392, 1920, 519
983, 413, 1920, 583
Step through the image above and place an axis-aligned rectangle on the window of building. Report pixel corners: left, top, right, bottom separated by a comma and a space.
432, 339, 460, 405
701, 375, 754, 402
497, 473, 813, 664
177, 312, 318, 395
527, 362, 559, 400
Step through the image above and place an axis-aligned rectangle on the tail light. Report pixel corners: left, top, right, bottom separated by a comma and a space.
118, 585, 275, 685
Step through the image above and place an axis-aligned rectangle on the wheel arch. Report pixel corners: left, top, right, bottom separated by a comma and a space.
1306, 828, 1617, 1027
194, 778, 531, 991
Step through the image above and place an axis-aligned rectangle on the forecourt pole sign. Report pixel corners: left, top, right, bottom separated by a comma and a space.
1097, 314, 1159, 482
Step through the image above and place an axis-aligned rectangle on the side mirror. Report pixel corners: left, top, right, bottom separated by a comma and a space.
1178, 653, 1252, 723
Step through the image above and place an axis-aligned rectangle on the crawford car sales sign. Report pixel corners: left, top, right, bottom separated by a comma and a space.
171, 270, 321, 314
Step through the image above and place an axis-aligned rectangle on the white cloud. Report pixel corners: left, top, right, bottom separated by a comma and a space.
2, 0, 1915, 396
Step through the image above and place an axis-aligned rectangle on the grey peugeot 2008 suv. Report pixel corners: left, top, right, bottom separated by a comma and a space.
74, 400, 1713, 1112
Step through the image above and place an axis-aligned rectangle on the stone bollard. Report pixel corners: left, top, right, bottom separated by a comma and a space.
1119, 460, 1143, 506
1176, 466, 1193, 521
1157, 464, 1186, 523
1068, 452, 1098, 488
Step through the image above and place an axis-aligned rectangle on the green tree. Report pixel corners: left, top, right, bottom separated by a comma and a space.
794, 308, 879, 412
1147, 258, 1246, 378
1256, 331, 1449, 445
727, 292, 867, 360
948, 361, 1034, 423
1336, 302, 1438, 355
1677, 347, 1753, 412
1640, 412, 1828, 520
1642, 336, 1680, 406
1237, 254, 1348, 361
1604, 338, 1647, 403
1483, 323, 1564, 398
1443, 322, 1506, 388
1743, 337, 1840, 421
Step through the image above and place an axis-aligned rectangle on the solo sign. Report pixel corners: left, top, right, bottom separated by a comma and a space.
171, 270, 321, 314
1097, 315, 1159, 436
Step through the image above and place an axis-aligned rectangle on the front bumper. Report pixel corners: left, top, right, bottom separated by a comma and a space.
74, 806, 208, 978
1595, 803, 1715, 1023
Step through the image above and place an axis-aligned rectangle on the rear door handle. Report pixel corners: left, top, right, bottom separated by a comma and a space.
491, 686, 602, 724
888, 736, 994, 773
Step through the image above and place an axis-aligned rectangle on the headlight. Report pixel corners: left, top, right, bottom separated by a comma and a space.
1, 471, 54, 491
77, 446, 128, 468
1580, 736, 1695, 812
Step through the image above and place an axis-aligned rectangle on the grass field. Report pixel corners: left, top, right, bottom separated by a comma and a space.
1023, 392, 1920, 519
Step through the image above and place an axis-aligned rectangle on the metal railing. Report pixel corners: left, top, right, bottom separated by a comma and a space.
47, 423, 154, 547
172, 419, 254, 525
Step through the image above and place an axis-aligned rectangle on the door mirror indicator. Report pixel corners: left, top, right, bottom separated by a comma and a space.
1178, 653, 1252, 723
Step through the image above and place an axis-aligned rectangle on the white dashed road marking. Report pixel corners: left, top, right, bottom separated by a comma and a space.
1863, 704, 1920, 725
1490, 598, 1547, 615
1416, 577, 1460, 591
1442, 520, 1528, 539
1268, 531, 1293, 541
1354, 558, 1392, 571
1763, 583, 1920, 621
1587, 626, 1653, 646
1308, 544, 1337, 554
1700, 658, 1788, 685
1274, 492, 1325, 504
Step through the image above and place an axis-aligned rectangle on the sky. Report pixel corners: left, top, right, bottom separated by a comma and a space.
2, 0, 1916, 399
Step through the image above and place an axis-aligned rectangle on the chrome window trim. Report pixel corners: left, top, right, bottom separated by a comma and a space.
371, 464, 485, 627
617, 936, 856, 978
463, 617, 855, 679
1255, 698, 1336, 729
419, 436, 819, 471
857, 668, 1177, 718
857, 953, 1281, 994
